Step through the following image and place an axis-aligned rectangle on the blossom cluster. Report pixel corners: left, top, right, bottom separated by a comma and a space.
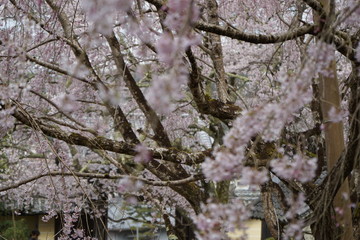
282, 193, 307, 240
58, 205, 82, 238
341, 0, 360, 27
202, 43, 334, 183
147, 0, 201, 114
270, 154, 317, 183
356, 43, 360, 63
198, 42, 333, 240
163, 0, 199, 32
327, 106, 349, 123
146, 66, 189, 114
0, 106, 15, 137
134, 144, 152, 164
80, 0, 132, 34
117, 177, 144, 193
194, 199, 251, 240
53, 93, 80, 113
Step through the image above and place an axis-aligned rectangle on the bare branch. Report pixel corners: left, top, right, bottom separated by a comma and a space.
145, 0, 315, 44
30, 90, 88, 130
11, 105, 208, 165
9, 0, 80, 51
195, 22, 315, 44
105, 32, 172, 147
186, 49, 242, 120
205, 0, 228, 103
42, 0, 140, 144
25, 54, 91, 84
0, 171, 204, 192
302, 0, 327, 19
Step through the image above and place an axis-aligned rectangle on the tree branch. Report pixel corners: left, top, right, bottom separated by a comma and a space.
43, 0, 140, 144
10, 105, 207, 165
186, 49, 242, 120
205, 0, 229, 103
30, 90, 88, 130
0, 171, 204, 192
302, 0, 327, 19
105, 32, 172, 147
195, 22, 316, 44
25, 54, 91, 85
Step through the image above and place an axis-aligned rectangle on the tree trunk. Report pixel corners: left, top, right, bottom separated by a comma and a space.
206, 0, 229, 103
318, 61, 354, 240
261, 183, 280, 239
315, 1, 354, 239
174, 208, 196, 240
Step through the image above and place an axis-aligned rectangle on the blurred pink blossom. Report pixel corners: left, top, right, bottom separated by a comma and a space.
134, 144, 152, 164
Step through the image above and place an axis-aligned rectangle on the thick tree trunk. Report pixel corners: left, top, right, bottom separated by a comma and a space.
318, 61, 353, 240
348, 66, 360, 240
261, 183, 280, 240
174, 208, 196, 240
315, 1, 354, 239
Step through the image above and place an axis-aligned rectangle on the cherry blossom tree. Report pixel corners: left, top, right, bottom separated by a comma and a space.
0, 0, 360, 239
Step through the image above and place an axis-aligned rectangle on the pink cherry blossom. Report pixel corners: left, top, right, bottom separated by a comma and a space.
134, 144, 152, 164
270, 154, 317, 183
